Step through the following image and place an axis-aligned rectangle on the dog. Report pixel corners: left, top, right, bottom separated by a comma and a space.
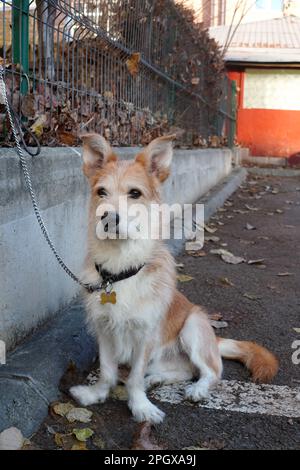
70, 133, 278, 423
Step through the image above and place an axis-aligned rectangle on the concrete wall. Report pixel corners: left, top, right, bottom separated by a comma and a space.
0, 146, 232, 350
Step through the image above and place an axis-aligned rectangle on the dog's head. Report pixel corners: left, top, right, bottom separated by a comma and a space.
81, 133, 175, 240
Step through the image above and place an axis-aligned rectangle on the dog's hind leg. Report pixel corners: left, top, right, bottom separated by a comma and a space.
70, 333, 118, 406
180, 309, 223, 401
145, 356, 194, 389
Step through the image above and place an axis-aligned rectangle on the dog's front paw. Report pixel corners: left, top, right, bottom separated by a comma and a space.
70, 384, 109, 406
129, 399, 165, 424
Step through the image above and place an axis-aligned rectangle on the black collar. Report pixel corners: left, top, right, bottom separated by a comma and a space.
95, 263, 145, 286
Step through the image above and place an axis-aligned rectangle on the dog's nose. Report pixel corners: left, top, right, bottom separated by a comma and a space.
101, 212, 120, 233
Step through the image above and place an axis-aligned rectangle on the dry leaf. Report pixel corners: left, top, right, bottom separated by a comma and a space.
219, 277, 234, 287
54, 432, 73, 449
177, 274, 194, 282
66, 408, 93, 424
57, 130, 77, 146
72, 428, 94, 442
275, 209, 284, 214
248, 259, 265, 265
211, 249, 245, 265
221, 253, 245, 264
243, 293, 260, 300
176, 263, 185, 269
188, 250, 206, 257
245, 223, 256, 230
71, 441, 88, 451
52, 402, 74, 417
30, 114, 47, 137
126, 53, 141, 77
0, 427, 24, 450
204, 224, 218, 233
131, 422, 164, 450
209, 312, 223, 321
210, 320, 228, 329
293, 328, 300, 333
185, 240, 204, 251
277, 272, 293, 277
205, 235, 220, 242
191, 77, 200, 85
245, 204, 259, 211
110, 385, 128, 401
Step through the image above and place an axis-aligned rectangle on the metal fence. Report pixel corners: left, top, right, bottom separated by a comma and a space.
0, 0, 236, 148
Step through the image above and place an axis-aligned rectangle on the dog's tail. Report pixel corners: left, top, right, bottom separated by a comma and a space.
217, 338, 278, 383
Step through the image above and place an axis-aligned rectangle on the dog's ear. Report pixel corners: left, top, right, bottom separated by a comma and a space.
136, 134, 176, 182
80, 133, 117, 177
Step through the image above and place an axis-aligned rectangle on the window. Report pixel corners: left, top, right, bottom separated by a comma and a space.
244, 69, 300, 111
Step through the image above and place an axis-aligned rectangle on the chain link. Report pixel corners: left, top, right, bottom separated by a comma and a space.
0, 65, 100, 293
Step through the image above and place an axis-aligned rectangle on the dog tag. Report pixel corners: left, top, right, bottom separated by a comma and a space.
100, 291, 117, 305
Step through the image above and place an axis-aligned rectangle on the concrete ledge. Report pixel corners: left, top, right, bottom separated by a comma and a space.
0, 166, 246, 437
247, 167, 300, 177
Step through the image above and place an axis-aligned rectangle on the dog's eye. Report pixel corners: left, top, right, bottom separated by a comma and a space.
128, 188, 142, 199
97, 187, 107, 197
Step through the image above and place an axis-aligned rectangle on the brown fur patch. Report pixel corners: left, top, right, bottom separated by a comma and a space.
240, 341, 279, 383
162, 291, 194, 345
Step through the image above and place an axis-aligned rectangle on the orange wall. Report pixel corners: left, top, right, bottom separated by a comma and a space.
237, 108, 300, 157
228, 70, 300, 158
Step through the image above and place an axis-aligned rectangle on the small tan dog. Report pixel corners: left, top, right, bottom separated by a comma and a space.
70, 134, 278, 423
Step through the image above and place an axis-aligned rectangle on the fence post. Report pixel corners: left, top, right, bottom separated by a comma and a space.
12, 0, 29, 95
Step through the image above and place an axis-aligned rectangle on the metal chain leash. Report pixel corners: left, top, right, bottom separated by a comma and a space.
0, 65, 100, 293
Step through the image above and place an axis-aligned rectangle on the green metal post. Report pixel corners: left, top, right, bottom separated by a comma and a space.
12, 0, 29, 95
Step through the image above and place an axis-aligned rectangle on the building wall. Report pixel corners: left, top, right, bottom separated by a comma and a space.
229, 68, 300, 157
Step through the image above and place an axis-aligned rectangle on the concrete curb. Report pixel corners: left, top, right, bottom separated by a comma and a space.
0, 301, 96, 437
247, 167, 300, 177
0, 167, 247, 437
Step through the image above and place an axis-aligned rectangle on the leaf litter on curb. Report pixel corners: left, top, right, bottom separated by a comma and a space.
52, 401, 92, 423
